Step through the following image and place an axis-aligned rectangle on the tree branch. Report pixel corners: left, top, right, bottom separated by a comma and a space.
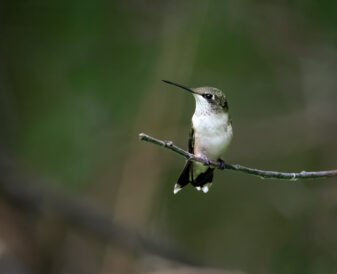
139, 133, 337, 181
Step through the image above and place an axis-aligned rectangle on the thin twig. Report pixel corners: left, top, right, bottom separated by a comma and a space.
139, 133, 337, 181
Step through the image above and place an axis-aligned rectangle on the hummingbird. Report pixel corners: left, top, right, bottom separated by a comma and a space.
163, 80, 233, 194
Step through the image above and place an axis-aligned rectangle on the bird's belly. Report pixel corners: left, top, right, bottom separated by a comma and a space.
193, 114, 232, 160
195, 129, 232, 159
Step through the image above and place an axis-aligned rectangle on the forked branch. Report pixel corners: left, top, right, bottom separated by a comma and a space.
139, 133, 337, 181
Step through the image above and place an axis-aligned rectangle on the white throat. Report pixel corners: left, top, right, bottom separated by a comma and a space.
193, 94, 213, 116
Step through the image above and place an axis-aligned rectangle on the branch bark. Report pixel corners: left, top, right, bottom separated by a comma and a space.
139, 133, 337, 181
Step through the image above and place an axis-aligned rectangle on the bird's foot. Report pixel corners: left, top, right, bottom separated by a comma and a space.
218, 158, 226, 170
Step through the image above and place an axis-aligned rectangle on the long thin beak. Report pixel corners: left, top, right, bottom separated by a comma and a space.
162, 80, 195, 94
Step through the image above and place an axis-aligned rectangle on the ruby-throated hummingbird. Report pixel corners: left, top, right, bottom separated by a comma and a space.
163, 80, 233, 194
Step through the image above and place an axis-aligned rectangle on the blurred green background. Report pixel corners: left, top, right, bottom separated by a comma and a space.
0, 0, 337, 273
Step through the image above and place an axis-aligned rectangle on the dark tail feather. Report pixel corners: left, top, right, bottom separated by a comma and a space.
174, 161, 191, 194
191, 167, 214, 193
174, 163, 215, 194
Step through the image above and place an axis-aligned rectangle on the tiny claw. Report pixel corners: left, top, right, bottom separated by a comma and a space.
218, 159, 226, 170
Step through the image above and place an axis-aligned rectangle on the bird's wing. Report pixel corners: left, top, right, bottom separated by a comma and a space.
188, 127, 194, 154
176, 127, 194, 190
187, 127, 195, 183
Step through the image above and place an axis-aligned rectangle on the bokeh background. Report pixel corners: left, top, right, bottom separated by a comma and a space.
1, 1, 337, 273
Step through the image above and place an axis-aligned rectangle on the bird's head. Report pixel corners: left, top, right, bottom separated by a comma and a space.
162, 80, 228, 114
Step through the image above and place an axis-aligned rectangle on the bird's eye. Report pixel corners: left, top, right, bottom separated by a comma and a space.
203, 93, 213, 100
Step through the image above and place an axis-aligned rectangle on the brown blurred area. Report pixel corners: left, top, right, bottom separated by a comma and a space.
0, 0, 337, 273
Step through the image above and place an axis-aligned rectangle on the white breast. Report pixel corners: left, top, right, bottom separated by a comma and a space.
192, 112, 232, 160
